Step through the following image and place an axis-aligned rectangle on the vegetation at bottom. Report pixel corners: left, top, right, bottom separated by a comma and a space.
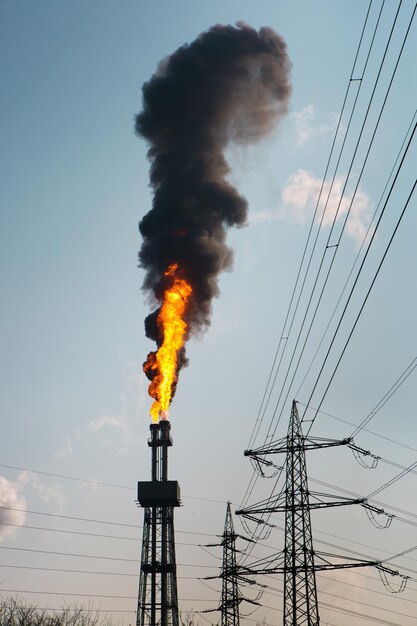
0, 598, 118, 626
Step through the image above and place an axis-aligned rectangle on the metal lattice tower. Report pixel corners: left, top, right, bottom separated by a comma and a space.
221, 502, 242, 626
136, 420, 180, 626
283, 401, 319, 626
202, 503, 261, 626
237, 400, 406, 625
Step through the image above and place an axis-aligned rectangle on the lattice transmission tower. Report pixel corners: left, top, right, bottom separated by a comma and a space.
218, 502, 241, 626
203, 502, 261, 626
237, 400, 405, 626
136, 420, 180, 626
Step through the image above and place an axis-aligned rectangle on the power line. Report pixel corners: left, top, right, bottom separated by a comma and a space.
0, 505, 216, 537
269, 0, 410, 440
297, 9, 416, 435
0, 465, 134, 490
236, 468, 417, 579
239, 576, 417, 621
4, 503, 417, 577
0, 463, 229, 505
293, 110, 417, 402
237, 3, 417, 619
234, 569, 417, 624
0, 543, 197, 562
255, 0, 381, 447
3, 503, 417, 574
0, 521, 138, 541
240, 4, 414, 528
239, 437, 417, 564
0, 545, 140, 562
2, 586, 412, 625
0, 506, 139, 528
0, 520, 207, 542
304, 173, 416, 436
0, 561, 218, 576
319, 571, 417, 602
0, 563, 138, 577
0, 605, 136, 614
297, 401, 417, 455
4, 474, 417, 569
367, 459, 417, 498
305, 474, 417, 525
384, 544, 417, 564
240, 0, 377, 514
350, 355, 417, 438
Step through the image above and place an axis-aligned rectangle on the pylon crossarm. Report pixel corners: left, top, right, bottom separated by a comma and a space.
240, 552, 285, 574
244, 437, 287, 459
236, 492, 286, 517
308, 490, 366, 508
316, 551, 410, 578
210, 569, 257, 582
237, 596, 261, 608
244, 432, 359, 458
236, 504, 284, 516
302, 435, 353, 450
203, 572, 256, 586
237, 490, 369, 521
235, 575, 258, 586
200, 595, 257, 616
239, 550, 390, 577
253, 559, 380, 575
235, 533, 257, 543
223, 535, 254, 545
314, 550, 379, 569
308, 560, 379, 572
200, 607, 220, 614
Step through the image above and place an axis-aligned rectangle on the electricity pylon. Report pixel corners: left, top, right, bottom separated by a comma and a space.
283, 401, 319, 625
237, 400, 405, 625
203, 502, 261, 626
219, 502, 241, 626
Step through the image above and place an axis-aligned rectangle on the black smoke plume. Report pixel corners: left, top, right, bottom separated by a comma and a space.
136, 23, 291, 391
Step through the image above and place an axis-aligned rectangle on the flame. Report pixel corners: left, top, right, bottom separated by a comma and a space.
143, 264, 192, 421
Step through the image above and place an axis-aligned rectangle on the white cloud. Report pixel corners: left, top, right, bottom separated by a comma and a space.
17, 471, 66, 513
89, 414, 126, 432
55, 363, 148, 461
280, 169, 372, 244
294, 104, 341, 146
53, 436, 73, 459
81, 477, 101, 492
0, 476, 26, 542
251, 169, 372, 244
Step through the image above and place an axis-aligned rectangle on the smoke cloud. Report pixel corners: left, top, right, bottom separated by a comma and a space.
136, 23, 291, 393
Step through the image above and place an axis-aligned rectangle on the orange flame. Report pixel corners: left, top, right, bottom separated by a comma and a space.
143, 264, 192, 422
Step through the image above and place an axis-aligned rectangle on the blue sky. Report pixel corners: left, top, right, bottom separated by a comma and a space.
1, 1, 416, 624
